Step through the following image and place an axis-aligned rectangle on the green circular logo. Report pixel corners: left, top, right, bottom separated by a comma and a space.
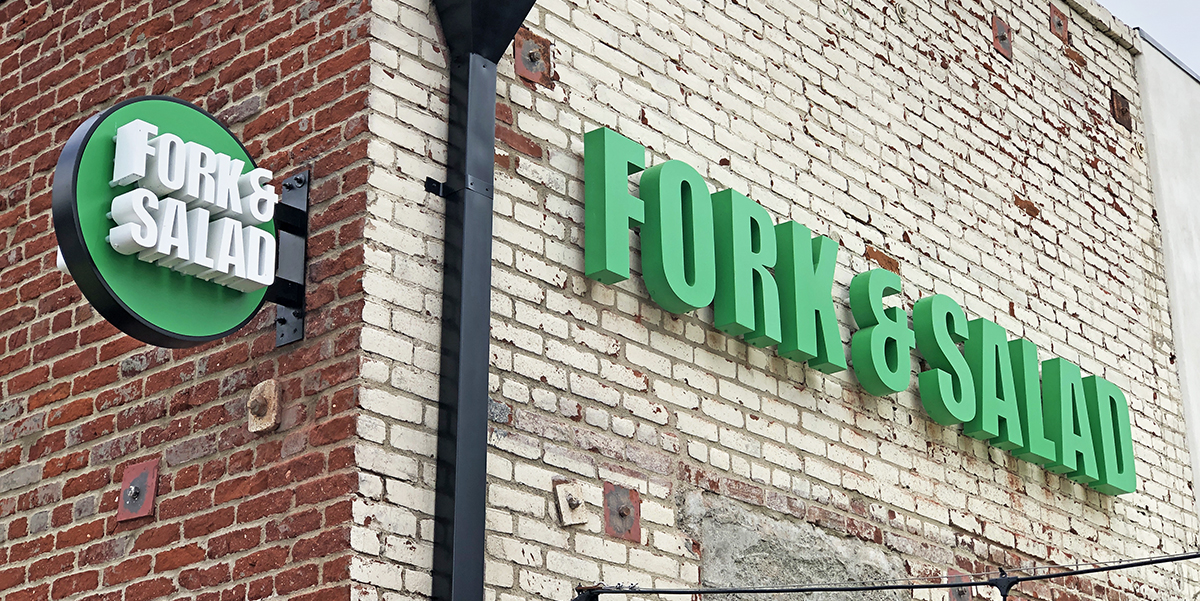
53, 96, 277, 348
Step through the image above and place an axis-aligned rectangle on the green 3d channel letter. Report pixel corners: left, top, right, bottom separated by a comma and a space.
964, 318, 1024, 450
775, 222, 845, 373
1042, 358, 1100, 484
584, 127, 645, 284
1010, 338, 1058, 466
1083, 376, 1136, 494
913, 294, 975, 425
640, 160, 716, 313
849, 269, 913, 396
714, 189, 781, 347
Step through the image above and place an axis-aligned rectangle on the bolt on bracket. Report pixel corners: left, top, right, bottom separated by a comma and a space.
555, 481, 588, 526
948, 570, 970, 601
514, 27, 554, 88
248, 379, 282, 433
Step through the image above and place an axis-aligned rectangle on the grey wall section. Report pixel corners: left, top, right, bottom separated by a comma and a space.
678, 492, 909, 601
1138, 34, 1200, 517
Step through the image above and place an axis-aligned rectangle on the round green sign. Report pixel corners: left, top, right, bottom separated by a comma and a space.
53, 96, 276, 348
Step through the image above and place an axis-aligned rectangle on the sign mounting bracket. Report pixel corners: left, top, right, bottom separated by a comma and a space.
267, 170, 310, 347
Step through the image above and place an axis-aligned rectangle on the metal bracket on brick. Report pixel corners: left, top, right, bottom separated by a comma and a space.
247, 379, 281, 433
993, 15, 1013, 61
603, 482, 640, 542
555, 481, 588, 526
116, 459, 159, 522
514, 27, 554, 88
1111, 88, 1133, 131
266, 170, 310, 347
948, 570, 970, 601
1050, 3, 1069, 44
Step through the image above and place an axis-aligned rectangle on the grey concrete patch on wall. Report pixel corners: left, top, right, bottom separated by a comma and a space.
679, 492, 909, 601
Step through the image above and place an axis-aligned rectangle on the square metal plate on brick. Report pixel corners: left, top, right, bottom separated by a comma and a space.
514, 27, 553, 88
554, 481, 588, 526
1049, 3, 1069, 44
1111, 88, 1133, 131
603, 482, 640, 542
116, 459, 158, 522
948, 570, 970, 601
992, 15, 1013, 61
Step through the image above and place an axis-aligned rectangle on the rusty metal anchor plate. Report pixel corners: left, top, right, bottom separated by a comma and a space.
992, 15, 1013, 61
603, 482, 641, 542
1111, 88, 1133, 131
514, 28, 553, 88
116, 459, 158, 521
1050, 4, 1069, 44
948, 570, 970, 601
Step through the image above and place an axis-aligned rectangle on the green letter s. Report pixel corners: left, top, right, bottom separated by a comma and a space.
964, 318, 1024, 450
912, 294, 975, 425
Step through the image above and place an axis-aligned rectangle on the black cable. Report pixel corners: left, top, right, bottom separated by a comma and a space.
570, 549, 1200, 601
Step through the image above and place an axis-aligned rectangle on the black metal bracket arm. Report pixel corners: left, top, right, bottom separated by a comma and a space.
426, 175, 495, 200
265, 170, 310, 347
426, 177, 451, 198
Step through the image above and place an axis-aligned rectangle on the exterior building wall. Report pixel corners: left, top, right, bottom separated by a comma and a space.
0, 1, 368, 600
1137, 32, 1200, 519
356, 0, 1200, 600
2, 0, 1200, 600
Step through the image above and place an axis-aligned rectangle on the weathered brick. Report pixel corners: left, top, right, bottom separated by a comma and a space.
179, 564, 231, 590
54, 518, 103, 550
154, 543, 206, 573
207, 526, 260, 559
231, 546, 288, 579
131, 526, 180, 553
49, 570, 97, 600
123, 577, 177, 601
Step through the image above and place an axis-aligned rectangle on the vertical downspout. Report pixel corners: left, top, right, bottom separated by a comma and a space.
433, 52, 499, 601
425, 3, 536, 600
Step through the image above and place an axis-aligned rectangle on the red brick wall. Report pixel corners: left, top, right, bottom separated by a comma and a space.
0, 1, 369, 599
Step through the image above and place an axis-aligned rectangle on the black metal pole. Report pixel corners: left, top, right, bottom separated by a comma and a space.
433, 51, 498, 601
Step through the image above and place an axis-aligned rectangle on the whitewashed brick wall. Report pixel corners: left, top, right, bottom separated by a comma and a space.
355, 0, 1200, 600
